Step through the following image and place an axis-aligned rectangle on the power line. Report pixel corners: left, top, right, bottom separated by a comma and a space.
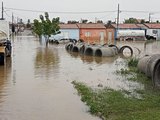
121, 10, 150, 13
121, 10, 160, 14
3, 7, 160, 14
4, 7, 116, 14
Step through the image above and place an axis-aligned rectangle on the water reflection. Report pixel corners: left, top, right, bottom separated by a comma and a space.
69, 52, 119, 64
144, 40, 160, 55
94, 56, 118, 64
0, 36, 160, 120
0, 58, 11, 103
34, 46, 60, 79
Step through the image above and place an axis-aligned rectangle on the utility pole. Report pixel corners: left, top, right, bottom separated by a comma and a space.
149, 13, 151, 23
115, 4, 120, 44
149, 13, 153, 23
117, 4, 120, 30
12, 13, 14, 24
1, 2, 4, 20
149, 13, 155, 23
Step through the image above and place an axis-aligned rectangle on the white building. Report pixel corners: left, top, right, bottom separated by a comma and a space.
0, 20, 9, 40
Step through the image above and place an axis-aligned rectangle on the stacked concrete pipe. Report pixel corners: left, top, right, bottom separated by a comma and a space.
65, 43, 133, 58
72, 43, 85, 53
138, 54, 160, 87
84, 45, 101, 56
65, 42, 74, 51
95, 46, 118, 57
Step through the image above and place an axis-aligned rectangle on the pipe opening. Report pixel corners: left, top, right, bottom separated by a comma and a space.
153, 60, 160, 87
85, 48, 93, 56
69, 44, 74, 51
119, 46, 133, 58
72, 46, 79, 52
108, 44, 119, 51
65, 44, 70, 51
95, 49, 102, 57
79, 45, 85, 54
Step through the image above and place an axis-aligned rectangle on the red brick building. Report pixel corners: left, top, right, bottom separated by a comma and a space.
76, 23, 107, 44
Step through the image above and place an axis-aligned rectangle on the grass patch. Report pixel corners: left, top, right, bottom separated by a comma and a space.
127, 58, 139, 68
72, 58, 160, 120
73, 81, 160, 120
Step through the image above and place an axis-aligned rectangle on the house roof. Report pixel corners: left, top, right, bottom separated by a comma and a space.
76, 23, 106, 29
144, 23, 160, 29
136, 24, 148, 29
59, 24, 78, 29
111, 24, 142, 29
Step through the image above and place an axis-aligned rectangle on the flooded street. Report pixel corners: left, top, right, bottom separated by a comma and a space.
0, 33, 160, 120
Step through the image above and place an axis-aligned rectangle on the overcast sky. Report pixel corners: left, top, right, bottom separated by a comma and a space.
1, 0, 160, 23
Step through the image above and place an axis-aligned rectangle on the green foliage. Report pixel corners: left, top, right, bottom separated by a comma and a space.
33, 19, 43, 38
73, 81, 160, 120
72, 59, 160, 120
128, 58, 139, 67
124, 18, 138, 24
33, 12, 60, 39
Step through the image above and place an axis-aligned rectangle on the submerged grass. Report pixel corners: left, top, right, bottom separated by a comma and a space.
72, 58, 160, 120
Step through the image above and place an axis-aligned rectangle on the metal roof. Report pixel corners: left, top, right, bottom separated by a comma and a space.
76, 23, 106, 29
111, 24, 141, 29
59, 24, 78, 29
144, 23, 160, 29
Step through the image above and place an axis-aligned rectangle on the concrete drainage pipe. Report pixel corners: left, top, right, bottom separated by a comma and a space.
108, 44, 119, 55
72, 45, 79, 52
119, 45, 133, 58
65, 43, 73, 51
95, 47, 117, 57
79, 45, 85, 54
138, 54, 160, 87
84, 45, 101, 56
72, 43, 85, 53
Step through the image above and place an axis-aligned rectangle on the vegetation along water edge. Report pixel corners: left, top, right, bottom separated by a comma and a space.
72, 58, 160, 120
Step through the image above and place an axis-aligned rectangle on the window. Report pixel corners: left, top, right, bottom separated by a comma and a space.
85, 32, 91, 37
99, 32, 104, 37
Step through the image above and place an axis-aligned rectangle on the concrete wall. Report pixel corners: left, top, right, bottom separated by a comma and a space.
80, 28, 107, 44
50, 29, 79, 40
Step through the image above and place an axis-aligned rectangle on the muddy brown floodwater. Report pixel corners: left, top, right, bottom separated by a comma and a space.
0, 33, 160, 120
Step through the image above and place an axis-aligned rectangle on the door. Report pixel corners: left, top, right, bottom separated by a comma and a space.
108, 32, 112, 44
100, 32, 104, 45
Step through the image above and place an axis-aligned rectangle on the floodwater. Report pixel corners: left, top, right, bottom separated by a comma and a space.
0, 32, 160, 120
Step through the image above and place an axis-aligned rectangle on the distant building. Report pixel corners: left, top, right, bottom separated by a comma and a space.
51, 24, 79, 40
105, 23, 147, 41
76, 23, 107, 44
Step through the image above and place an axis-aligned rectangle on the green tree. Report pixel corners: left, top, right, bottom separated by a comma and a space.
33, 12, 60, 42
124, 18, 138, 23
33, 19, 43, 38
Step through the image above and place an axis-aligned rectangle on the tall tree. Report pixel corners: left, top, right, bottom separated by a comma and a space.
33, 19, 43, 38
33, 12, 60, 42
